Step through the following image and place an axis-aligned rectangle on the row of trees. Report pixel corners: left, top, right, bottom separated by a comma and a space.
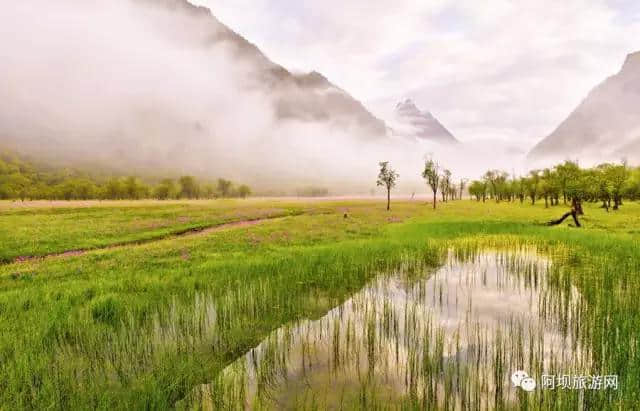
468, 161, 640, 212
0, 152, 251, 200
377, 159, 465, 210
377, 159, 639, 213
421, 160, 466, 209
149, 176, 251, 200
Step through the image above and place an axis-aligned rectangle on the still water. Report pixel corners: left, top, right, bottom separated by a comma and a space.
184, 249, 587, 410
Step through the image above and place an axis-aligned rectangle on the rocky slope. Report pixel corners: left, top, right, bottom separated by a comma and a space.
393, 99, 458, 144
146, 0, 387, 137
528, 51, 640, 162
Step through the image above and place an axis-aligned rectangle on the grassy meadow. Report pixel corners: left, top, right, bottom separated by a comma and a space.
0, 198, 639, 409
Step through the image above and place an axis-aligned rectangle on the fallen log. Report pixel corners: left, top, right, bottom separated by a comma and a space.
546, 209, 581, 227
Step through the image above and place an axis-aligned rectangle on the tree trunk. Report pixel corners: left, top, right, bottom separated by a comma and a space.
544, 196, 548, 208
572, 198, 584, 215
387, 188, 390, 211
547, 209, 581, 227
433, 191, 437, 209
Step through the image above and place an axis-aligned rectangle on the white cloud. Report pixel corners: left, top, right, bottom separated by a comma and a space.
191, 0, 640, 148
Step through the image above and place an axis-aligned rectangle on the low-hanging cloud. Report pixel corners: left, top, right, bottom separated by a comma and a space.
0, 0, 531, 194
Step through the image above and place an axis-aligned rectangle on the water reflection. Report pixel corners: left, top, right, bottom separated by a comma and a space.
183, 249, 587, 410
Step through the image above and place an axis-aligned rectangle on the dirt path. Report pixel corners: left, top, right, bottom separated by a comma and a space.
11, 216, 284, 265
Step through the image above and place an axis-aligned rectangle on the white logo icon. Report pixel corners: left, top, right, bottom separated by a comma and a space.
511, 370, 536, 392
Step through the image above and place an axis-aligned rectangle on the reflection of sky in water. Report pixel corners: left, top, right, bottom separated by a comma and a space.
193, 250, 586, 409
419, 252, 544, 333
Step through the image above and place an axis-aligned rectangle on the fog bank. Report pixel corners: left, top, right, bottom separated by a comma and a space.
0, 0, 530, 194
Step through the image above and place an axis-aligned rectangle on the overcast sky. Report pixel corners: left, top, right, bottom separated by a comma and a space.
190, 0, 640, 150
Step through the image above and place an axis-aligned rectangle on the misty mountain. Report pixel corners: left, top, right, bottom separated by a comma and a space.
1, 0, 393, 187
528, 51, 640, 162
145, 0, 387, 137
393, 99, 458, 144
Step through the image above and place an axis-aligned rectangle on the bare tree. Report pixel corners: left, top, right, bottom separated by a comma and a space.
377, 161, 399, 211
422, 159, 439, 209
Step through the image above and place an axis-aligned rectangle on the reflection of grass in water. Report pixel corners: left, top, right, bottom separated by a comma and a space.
190, 249, 592, 410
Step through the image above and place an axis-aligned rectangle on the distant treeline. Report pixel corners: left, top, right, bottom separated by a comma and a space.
295, 186, 329, 197
468, 160, 640, 210
0, 152, 251, 200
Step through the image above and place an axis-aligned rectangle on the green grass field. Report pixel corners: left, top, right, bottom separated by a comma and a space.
0, 199, 638, 409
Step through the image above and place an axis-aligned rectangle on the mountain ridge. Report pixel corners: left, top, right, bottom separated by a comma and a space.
146, 0, 387, 137
394, 99, 458, 144
528, 51, 640, 162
